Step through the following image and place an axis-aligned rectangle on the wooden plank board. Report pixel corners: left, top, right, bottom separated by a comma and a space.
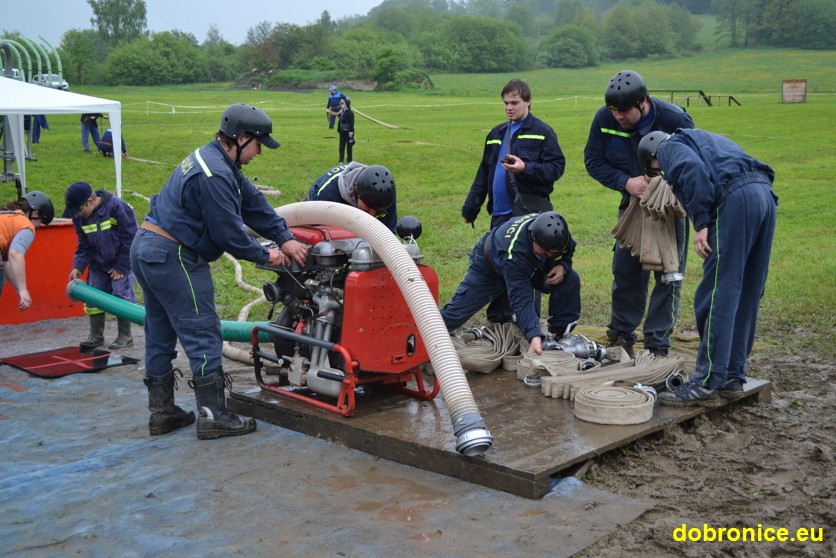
229, 372, 771, 499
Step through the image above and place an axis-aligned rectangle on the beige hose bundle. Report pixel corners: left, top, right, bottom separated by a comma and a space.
612, 177, 685, 274
574, 386, 655, 425
515, 350, 589, 382
541, 350, 694, 401
452, 322, 522, 373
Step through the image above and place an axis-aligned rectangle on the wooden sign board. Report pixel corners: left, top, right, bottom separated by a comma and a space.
782, 80, 807, 103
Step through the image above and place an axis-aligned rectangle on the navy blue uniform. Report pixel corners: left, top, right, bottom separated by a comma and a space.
131, 140, 296, 381
440, 214, 581, 343
657, 129, 777, 390
306, 163, 398, 233
462, 114, 565, 224
99, 129, 126, 157
71, 189, 138, 307
463, 113, 565, 324
326, 90, 348, 129
584, 97, 694, 353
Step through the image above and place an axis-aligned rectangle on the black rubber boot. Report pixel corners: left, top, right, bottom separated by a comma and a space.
80, 313, 106, 349
108, 318, 134, 350
606, 328, 635, 358
191, 370, 256, 440
144, 370, 196, 435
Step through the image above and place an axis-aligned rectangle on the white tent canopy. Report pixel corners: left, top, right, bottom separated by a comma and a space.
0, 76, 122, 197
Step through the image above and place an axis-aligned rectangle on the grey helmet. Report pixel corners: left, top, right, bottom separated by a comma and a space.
605, 70, 648, 111
530, 211, 570, 254
637, 132, 671, 176
356, 165, 395, 211
219, 104, 279, 149
23, 190, 54, 225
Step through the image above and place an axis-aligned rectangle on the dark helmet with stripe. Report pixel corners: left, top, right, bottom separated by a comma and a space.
23, 190, 54, 225
356, 165, 395, 211
530, 211, 570, 254
219, 104, 280, 149
638, 132, 671, 176
605, 70, 648, 111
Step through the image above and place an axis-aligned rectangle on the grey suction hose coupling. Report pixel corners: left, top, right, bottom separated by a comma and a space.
453, 413, 493, 456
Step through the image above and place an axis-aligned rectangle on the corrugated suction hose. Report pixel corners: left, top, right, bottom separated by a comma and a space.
274, 201, 493, 456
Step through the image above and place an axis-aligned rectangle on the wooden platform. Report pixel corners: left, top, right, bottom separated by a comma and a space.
229, 372, 771, 499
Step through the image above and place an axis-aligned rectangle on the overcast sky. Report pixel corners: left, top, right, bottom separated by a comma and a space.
3, 0, 384, 47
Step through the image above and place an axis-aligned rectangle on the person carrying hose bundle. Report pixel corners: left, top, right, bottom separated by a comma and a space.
63, 181, 138, 351
638, 129, 777, 406
130, 103, 309, 439
584, 70, 695, 357
440, 211, 581, 356
0, 191, 54, 311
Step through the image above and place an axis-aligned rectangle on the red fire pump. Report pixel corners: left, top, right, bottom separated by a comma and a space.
251, 218, 439, 416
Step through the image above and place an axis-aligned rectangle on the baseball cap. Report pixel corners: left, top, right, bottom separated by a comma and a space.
62, 181, 94, 218
329, 84, 336, 91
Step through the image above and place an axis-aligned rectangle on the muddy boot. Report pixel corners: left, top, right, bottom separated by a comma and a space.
190, 370, 256, 440
108, 318, 134, 350
144, 370, 196, 435
79, 313, 106, 349
606, 328, 635, 358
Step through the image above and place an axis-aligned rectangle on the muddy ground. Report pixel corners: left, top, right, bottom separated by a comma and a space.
575, 343, 835, 557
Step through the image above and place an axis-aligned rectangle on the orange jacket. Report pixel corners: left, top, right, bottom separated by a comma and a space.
0, 210, 35, 261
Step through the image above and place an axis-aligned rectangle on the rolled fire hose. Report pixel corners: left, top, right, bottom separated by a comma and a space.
451, 322, 521, 373
612, 176, 683, 274
66, 279, 274, 343
573, 385, 655, 425
274, 201, 493, 457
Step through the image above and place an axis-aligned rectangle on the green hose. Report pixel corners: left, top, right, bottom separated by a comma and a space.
67, 279, 271, 343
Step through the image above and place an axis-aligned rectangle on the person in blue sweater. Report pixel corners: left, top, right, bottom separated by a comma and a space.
130, 104, 309, 440
440, 212, 581, 356
306, 162, 397, 233
638, 129, 778, 406
99, 128, 127, 158
584, 70, 695, 357
63, 181, 138, 350
326, 84, 348, 129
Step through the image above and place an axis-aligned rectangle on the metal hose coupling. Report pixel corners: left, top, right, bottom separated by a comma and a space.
633, 383, 658, 401
666, 371, 686, 391
453, 412, 493, 456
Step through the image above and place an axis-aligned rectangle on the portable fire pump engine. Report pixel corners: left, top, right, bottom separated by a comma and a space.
250, 217, 439, 417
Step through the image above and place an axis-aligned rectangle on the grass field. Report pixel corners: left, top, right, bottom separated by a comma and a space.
8, 48, 835, 354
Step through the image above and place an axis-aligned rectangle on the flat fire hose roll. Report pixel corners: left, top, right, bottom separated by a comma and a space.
573, 386, 655, 425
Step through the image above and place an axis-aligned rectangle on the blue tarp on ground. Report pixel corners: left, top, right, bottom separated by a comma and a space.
0, 318, 650, 557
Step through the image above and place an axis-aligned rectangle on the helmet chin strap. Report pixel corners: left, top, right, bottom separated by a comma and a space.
234, 135, 256, 165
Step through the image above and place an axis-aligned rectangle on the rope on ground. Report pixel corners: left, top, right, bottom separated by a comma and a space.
353, 108, 402, 129
221, 252, 268, 365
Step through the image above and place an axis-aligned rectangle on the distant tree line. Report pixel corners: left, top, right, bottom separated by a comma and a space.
4, 0, 831, 89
